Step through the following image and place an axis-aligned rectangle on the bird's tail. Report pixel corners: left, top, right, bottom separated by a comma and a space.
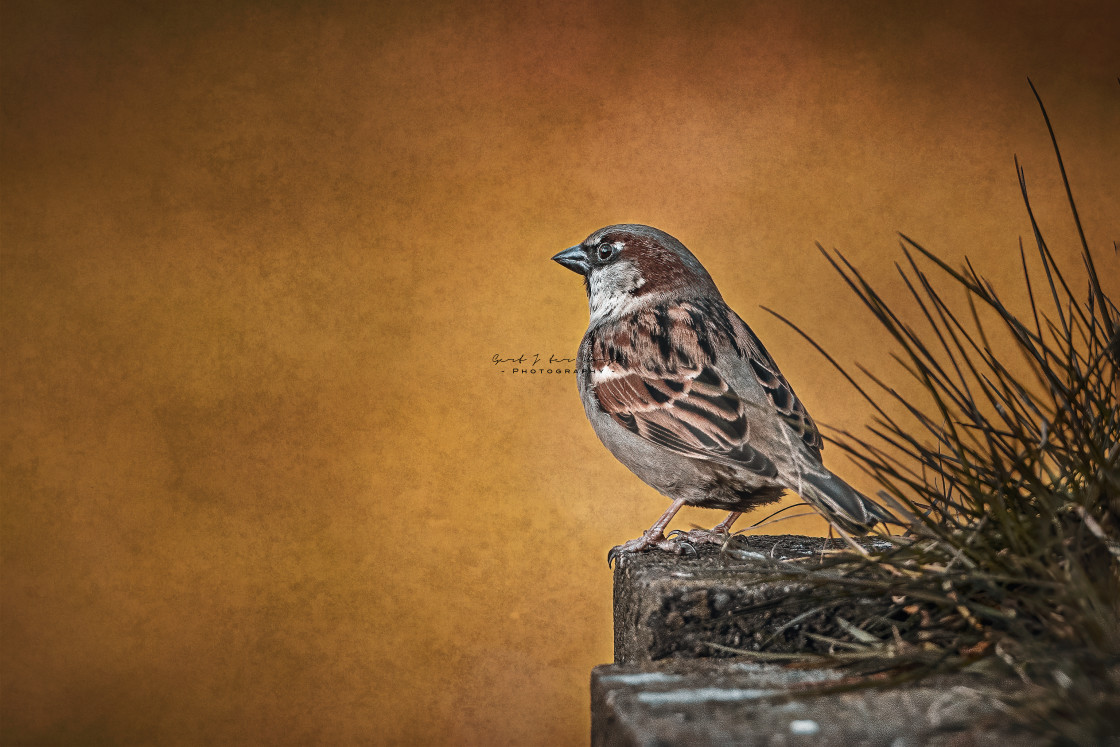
799, 470, 899, 536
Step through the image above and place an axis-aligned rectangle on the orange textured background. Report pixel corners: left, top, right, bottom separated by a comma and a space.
2, 1, 1118, 744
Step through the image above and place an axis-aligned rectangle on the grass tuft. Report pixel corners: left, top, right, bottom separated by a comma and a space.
728, 83, 1120, 741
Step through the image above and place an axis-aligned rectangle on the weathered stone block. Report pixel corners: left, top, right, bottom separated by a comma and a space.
613, 535, 870, 665
592, 661, 1021, 746
599, 534, 1111, 745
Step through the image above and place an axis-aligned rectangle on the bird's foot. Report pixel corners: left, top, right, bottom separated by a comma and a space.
666, 528, 737, 548
607, 530, 697, 568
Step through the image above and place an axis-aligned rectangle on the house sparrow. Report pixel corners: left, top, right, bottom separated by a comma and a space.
552, 224, 895, 563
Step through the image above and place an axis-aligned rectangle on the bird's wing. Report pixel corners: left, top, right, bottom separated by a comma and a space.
591, 364, 778, 477
734, 317, 824, 458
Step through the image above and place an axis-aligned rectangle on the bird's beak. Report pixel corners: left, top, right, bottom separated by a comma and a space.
551, 245, 590, 276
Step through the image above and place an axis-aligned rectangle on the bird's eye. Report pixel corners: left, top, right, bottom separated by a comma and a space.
596, 243, 616, 262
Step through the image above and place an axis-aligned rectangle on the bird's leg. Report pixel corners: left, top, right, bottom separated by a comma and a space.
667, 511, 743, 546
607, 498, 696, 567
712, 511, 742, 533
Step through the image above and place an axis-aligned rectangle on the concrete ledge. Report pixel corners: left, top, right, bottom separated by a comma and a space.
591, 661, 1021, 746
601, 535, 1039, 745
613, 535, 874, 665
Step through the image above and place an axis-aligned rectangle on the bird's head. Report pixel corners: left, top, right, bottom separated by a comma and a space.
551, 224, 721, 323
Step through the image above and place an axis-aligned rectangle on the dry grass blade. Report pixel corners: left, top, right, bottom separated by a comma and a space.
744, 83, 1120, 740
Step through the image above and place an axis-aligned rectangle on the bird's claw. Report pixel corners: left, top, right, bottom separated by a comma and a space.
667, 528, 735, 547
607, 533, 699, 567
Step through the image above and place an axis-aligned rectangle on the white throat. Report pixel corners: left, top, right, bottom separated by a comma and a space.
587, 267, 646, 325
588, 290, 644, 325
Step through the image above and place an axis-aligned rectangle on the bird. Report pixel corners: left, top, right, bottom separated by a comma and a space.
551, 224, 896, 564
